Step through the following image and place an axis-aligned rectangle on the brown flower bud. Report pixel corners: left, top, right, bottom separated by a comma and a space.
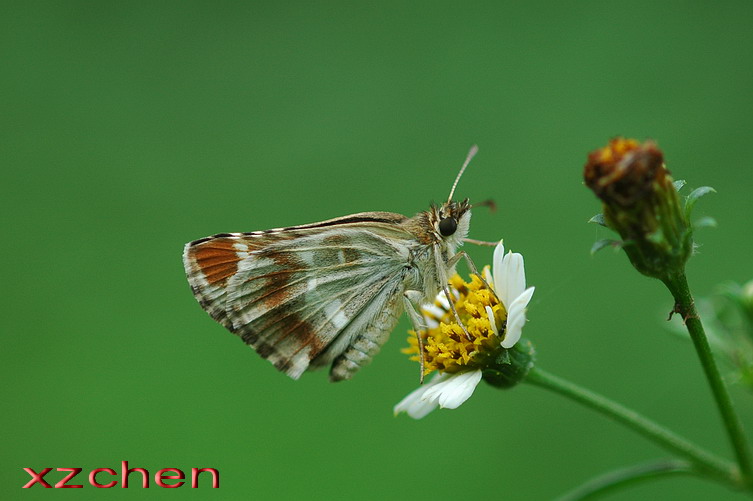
584, 138, 692, 280
584, 138, 667, 207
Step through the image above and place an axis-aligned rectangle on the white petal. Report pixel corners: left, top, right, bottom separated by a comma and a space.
485, 305, 499, 336
393, 373, 448, 419
482, 265, 493, 285
421, 303, 444, 328
492, 241, 506, 278
422, 303, 445, 319
421, 370, 483, 409
436, 291, 450, 310
500, 286, 535, 348
425, 317, 439, 329
494, 251, 526, 311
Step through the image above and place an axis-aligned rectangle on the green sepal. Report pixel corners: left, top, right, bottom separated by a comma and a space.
482, 340, 536, 389
588, 213, 607, 227
591, 239, 622, 255
685, 186, 716, 219
496, 349, 511, 365
673, 179, 686, 192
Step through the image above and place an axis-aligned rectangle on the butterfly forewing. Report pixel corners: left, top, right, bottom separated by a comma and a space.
183, 214, 418, 380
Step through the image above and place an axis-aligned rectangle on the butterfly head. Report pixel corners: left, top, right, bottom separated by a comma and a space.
431, 198, 472, 247
427, 145, 478, 248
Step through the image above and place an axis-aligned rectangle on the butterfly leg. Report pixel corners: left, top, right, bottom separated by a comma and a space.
434, 248, 472, 340
448, 250, 497, 299
463, 237, 499, 247
441, 284, 472, 340
403, 291, 427, 384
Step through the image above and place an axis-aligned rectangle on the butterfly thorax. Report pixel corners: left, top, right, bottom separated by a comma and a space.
400, 199, 472, 302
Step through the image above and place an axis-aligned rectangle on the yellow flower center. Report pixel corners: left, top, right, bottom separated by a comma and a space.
402, 268, 506, 376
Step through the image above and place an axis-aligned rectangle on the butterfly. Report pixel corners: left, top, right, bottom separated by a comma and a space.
182, 146, 494, 382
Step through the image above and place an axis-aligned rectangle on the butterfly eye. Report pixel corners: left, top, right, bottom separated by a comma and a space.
438, 217, 457, 237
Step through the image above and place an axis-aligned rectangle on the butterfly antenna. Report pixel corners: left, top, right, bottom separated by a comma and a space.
447, 144, 478, 203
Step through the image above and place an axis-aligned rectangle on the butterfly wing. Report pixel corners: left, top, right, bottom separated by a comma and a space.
183, 212, 416, 380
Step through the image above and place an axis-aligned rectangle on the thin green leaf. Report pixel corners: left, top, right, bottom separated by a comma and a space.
673, 179, 686, 192
685, 186, 716, 218
588, 213, 607, 227
694, 216, 718, 229
591, 239, 622, 255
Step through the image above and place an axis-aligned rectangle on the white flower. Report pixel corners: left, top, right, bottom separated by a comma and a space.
395, 240, 535, 418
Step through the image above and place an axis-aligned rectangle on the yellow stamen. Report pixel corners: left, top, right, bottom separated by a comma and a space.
403, 267, 506, 376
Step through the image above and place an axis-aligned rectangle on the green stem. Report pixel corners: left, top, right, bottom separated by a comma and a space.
526, 366, 736, 484
662, 271, 753, 488
555, 459, 695, 501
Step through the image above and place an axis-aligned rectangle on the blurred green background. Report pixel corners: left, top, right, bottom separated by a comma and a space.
3, 1, 753, 499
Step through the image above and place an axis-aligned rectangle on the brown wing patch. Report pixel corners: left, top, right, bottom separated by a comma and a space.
184, 235, 257, 330
190, 238, 241, 286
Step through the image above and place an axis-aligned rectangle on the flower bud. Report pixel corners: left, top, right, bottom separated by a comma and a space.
584, 138, 693, 280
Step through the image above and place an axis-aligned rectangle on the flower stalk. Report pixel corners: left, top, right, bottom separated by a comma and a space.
663, 271, 753, 489
525, 366, 737, 485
